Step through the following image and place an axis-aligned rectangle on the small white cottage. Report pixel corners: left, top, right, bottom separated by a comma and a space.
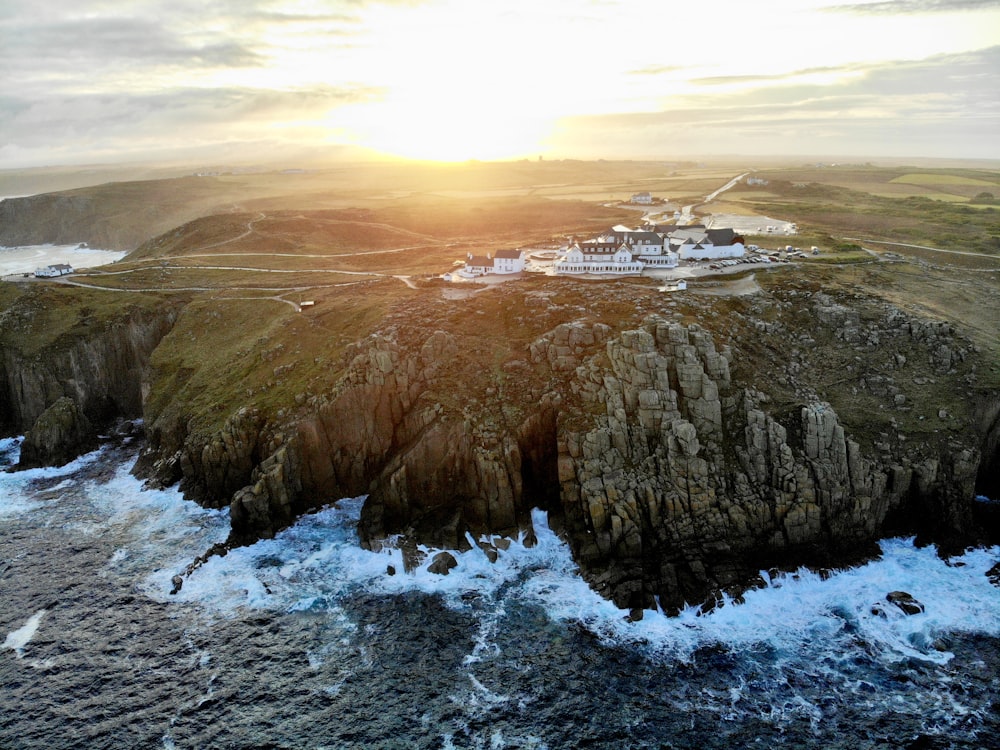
34, 264, 74, 278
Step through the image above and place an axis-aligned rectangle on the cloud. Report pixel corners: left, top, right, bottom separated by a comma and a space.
0, 84, 384, 158
0, 2, 372, 88
3, 16, 265, 68
827, 0, 998, 14
628, 65, 687, 76
553, 46, 1000, 158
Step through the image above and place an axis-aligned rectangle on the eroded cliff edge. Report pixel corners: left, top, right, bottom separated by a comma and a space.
0, 288, 181, 467
2, 276, 995, 611
130, 277, 997, 612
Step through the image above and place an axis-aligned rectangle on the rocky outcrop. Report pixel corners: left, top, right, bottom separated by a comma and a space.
217, 330, 545, 546
139, 305, 988, 613
29, 277, 984, 613
0, 306, 178, 464
17, 396, 93, 468
538, 315, 983, 611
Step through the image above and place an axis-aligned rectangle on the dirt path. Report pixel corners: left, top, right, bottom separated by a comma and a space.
689, 272, 761, 296
189, 212, 266, 253
52, 276, 369, 311
842, 237, 1000, 261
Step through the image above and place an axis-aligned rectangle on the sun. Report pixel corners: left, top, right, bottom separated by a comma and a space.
319, 0, 571, 162
337, 94, 551, 163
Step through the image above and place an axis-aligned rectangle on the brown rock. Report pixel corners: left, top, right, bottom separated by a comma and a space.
427, 551, 458, 575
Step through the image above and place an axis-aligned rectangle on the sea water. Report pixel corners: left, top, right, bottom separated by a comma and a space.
0, 243, 127, 276
1, 439, 998, 749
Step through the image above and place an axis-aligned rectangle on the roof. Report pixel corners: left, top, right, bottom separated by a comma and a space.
624, 231, 663, 244
51, 264, 73, 271
580, 240, 621, 251
669, 228, 708, 244
466, 255, 493, 267
581, 248, 621, 256
706, 228, 741, 245
493, 248, 523, 259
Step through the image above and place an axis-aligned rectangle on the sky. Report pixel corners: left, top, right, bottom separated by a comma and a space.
1, 0, 998, 168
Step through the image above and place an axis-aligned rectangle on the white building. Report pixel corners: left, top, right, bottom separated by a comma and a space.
555, 241, 643, 275
459, 249, 525, 277
668, 227, 745, 260
34, 264, 74, 278
613, 229, 678, 267
492, 248, 525, 274
629, 192, 653, 205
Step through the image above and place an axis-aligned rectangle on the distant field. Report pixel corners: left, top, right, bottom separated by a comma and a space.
71, 267, 372, 291
718, 165, 1000, 256
890, 173, 998, 187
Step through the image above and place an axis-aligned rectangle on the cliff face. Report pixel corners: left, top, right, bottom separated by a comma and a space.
1, 193, 137, 251
129, 282, 993, 612
540, 317, 978, 610
0, 305, 178, 464
5, 274, 993, 611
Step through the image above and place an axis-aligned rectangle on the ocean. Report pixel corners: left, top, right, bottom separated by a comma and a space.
0, 244, 127, 277
1, 437, 998, 749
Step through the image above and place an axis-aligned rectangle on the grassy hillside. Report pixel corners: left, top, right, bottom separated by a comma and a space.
1, 159, 997, 441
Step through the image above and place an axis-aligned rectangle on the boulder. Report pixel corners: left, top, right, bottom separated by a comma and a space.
427, 551, 458, 576
986, 563, 1000, 587
886, 590, 925, 616
17, 396, 93, 468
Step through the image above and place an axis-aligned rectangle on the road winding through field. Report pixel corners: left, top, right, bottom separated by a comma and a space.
679, 172, 750, 223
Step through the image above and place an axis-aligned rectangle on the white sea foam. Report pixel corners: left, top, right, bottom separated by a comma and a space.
0, 443, 110, 517
91, 461, 229, 580
3, 609, 47, 658
0, 436, 21, 460
135, 491, 1000, 668
6, 448, 999, 673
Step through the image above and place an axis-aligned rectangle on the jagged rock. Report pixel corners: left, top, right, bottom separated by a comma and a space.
12, 281, 988, 617
17, 397, 93, 468
886, 591, 925, 615
1, 307, 176, 461
986, 563, 1000, 587
427, 551, 458, 575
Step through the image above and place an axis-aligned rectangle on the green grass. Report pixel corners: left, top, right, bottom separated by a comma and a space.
890, 173, 999, 188
144, 277, 407, 439
0, 284, 177, 357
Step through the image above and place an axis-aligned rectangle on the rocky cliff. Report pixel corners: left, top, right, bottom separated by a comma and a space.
127, 278, 996, 612
540, 315, 979, 610
0, 298, 179, 466
4, 274, 995, 611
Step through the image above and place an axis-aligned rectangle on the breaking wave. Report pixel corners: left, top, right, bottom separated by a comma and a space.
2, 447, 998, 749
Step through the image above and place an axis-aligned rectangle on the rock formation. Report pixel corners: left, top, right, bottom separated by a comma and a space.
17, 396, 93, 468
3, 277, 996, 613
0, 304, 178, 461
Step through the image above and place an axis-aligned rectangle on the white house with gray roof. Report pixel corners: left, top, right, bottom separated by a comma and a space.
34, 263, 74, 278
668, 227, 745, 260
459, 248, 525, 277
555, 241, 643, 275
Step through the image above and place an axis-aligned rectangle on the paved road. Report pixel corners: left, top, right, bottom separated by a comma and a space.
679, 172, 750, 223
